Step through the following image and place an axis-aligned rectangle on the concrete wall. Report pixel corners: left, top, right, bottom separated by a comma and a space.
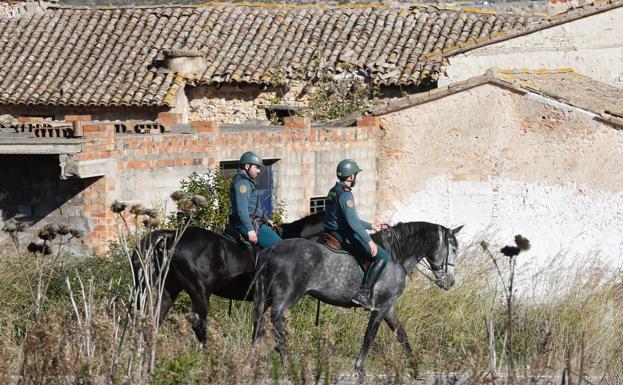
441, 8, 623, 88
0, 154, 91, 255
378, 84, 623, 268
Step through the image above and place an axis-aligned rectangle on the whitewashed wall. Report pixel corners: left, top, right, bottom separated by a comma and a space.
440, 7, 623, 89
378, 84, 623, 270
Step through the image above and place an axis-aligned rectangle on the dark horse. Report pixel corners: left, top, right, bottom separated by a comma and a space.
132, 212, 324, 343
252, 222, 462, 378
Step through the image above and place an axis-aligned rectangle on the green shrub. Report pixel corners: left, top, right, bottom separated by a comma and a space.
167, 170, 231, 231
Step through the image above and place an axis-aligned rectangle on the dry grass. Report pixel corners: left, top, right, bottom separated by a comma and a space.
0, 238, 620, 384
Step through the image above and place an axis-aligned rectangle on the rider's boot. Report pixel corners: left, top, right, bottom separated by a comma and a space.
351, 258, 386, 310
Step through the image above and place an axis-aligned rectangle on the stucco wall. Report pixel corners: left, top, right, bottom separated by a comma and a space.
378, 84, 623, 268
441, 8, 623, 88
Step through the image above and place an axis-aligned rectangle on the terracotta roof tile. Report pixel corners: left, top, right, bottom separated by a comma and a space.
0, 4, 546, 107
490, 68, 623, 119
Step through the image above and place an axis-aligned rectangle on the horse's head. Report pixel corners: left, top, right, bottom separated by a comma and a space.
427, 225, 462, 290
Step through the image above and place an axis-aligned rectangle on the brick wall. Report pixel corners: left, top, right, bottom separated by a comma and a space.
6, 116, 379, 255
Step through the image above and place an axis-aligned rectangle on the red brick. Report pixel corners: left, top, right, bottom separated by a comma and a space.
190, 120, 219, 133
356, 115, 380, 128
283, 116, 310, 129
158, 112, 184, 124
64, 115, 92, 122
18, 116, 45, 124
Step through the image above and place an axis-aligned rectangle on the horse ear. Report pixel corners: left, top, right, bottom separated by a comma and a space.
451, 225, 464, 235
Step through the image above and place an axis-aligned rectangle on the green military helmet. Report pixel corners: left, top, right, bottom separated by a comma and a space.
336, 159, 362, 179
239, 151, 263, 167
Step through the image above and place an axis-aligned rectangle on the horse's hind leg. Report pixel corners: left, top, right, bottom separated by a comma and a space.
158, 287, 181, 325
384, 306, 418, 378
270, 306, 288, 365
355, 309, 386, 380
187, 290, 210, 345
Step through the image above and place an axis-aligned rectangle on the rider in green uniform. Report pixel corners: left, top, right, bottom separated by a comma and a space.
324, 159, 390, 310
230, 151, 282, 248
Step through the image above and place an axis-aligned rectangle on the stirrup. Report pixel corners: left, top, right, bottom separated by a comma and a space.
351, 289, 377, 310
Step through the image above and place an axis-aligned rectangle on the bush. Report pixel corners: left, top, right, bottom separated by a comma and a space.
167, 170, 231, 231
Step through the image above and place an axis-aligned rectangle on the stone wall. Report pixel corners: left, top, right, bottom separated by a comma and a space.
440, 7, 623, 88
187, 81, 310, 124
378, 84, 623, 268
1, 116, 379, 255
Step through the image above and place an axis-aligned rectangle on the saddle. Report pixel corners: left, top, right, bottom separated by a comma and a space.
322, 231, 372, 275
222, 223, 258, 253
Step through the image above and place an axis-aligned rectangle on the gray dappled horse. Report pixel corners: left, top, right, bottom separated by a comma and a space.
252, 221, 462, 379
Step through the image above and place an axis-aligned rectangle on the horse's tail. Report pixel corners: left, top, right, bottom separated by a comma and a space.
252, 250, 269, 344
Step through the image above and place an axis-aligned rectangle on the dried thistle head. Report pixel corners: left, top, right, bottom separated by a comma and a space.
480, 240, 489, 251
38, 224, 58, 241
177, 197, 195, 212
2, 221, 17, 233
500, 246, 520, 257
69, 229, 83, 239
142, 217, 161, 228
111, 200, 127, 214
170, 190, 185, 202
191, 195, 209, 209
15, 222, 26, 232
144, 208, 159, 219
129, 204, 147, 216
27, 242, 51, 255
56, 224, 70, 236
515, 235, 530, 251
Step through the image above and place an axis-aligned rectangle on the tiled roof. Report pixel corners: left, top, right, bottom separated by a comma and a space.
424, 0, 623, 60
368, 68, 623, 127
0, 4, 542, 107
491, 68, 623, 119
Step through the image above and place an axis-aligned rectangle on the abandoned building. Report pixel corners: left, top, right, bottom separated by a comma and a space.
0, 1, 550, 124
372, 68, 623, 267
0, 1, 622, 262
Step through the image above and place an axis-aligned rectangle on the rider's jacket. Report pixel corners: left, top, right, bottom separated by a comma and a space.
230, 169, 265, 234
323, 181, 372, 243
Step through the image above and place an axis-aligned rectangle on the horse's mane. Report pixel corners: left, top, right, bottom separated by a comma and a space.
282, 211, 324, 227
278, 211, 325, 239
372, 221, 445, 263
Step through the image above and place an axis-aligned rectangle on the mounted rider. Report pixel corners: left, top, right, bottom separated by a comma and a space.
323, 159, 390, 310
229, 151, 282, 248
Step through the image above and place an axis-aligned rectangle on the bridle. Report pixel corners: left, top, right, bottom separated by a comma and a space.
383, 225, 452, 284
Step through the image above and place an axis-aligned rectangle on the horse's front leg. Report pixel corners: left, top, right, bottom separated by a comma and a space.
384, 305, 418, 379
355, 308, 387, 381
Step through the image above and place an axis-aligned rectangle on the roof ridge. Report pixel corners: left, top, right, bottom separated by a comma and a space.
50, 2, 403, 11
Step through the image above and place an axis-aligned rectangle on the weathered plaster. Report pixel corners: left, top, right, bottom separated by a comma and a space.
441, 8, 623, 88
379, 83, 623, 267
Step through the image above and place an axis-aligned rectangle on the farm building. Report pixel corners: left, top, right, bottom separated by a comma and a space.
0, 1, 622, 262
372, 68, 623, 267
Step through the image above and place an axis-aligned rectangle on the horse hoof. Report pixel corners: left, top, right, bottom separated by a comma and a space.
356, 371, 367, 384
